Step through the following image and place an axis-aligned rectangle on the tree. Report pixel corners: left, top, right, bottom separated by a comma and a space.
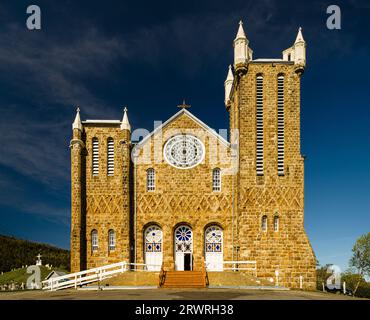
349, 232, 370, 295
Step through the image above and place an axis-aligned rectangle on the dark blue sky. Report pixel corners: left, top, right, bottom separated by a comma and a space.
0, 0, 369, 272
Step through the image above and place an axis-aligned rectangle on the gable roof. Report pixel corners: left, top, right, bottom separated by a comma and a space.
45, 270, 67, 280
134, 108, 230, 149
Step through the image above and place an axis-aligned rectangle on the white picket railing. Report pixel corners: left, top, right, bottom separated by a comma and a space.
42, 261, 161, 291
223, 261, 257, 276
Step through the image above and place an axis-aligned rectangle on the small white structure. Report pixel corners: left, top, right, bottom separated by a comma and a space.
36, 254, 42, 266
45, 271, 67, 281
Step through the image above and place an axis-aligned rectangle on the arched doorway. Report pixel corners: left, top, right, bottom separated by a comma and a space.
205, 225, 223, 271
144, 225, 163, 271
174, 225, 193, 271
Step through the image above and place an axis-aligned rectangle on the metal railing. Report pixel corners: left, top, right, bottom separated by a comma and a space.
42, 261, 161, 291
223, 261, 257, 276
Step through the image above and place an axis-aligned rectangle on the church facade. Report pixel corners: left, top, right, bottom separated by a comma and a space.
70, 22, 316, 289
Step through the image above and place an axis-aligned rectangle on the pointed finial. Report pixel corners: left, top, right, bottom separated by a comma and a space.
72, 106, 82, 131
295, 26, 305, 43
227, 65, 234, 80
120, 106, 131, 131
235, 20, 247, 40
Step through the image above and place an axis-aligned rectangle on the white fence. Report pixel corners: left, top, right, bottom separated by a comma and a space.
42, 261, 161, 291
223, 261, 257, 276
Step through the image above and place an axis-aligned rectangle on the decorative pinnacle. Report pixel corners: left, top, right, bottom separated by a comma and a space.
235, 20, 247, 40
72, 106, 82, 131
121, 106, 131, 131
225, 65, 234, 82
295, 26, 305, 43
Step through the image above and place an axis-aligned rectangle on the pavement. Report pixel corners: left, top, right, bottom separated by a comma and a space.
0, 288, 366, 300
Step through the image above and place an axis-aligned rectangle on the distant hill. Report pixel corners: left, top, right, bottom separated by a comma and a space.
0, 234, 70, 273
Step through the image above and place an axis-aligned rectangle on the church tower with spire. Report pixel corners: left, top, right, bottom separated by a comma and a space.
70, 107, 132, 272
225, 22, 316, 289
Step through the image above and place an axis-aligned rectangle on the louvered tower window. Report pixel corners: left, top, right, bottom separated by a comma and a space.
107, 138, 114, 176
277, 75, 285, 175
92, 138, 99, 176
147, 168, 155, 191
256, 75, 264, 176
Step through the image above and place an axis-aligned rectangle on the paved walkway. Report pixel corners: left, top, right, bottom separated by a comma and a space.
0, 288, 365, 300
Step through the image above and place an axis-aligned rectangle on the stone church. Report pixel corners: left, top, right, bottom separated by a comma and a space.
70, 21, 316, 289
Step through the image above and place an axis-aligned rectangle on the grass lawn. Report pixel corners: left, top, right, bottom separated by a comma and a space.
0, 266, 68, 285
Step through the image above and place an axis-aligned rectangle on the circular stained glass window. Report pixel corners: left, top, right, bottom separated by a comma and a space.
164, 135, 205, 169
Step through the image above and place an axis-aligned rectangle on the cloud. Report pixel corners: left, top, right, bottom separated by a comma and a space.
0, 25, 128, 118
0, 114, 70, 185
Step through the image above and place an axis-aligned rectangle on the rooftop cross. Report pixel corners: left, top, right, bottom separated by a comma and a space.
177, 99, 191, 109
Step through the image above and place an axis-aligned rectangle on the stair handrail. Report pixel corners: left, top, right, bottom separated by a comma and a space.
201, 257, 209, 287
159, 262, 166, 287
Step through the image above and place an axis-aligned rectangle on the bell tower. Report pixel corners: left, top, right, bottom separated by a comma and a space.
225, 22, 316, 289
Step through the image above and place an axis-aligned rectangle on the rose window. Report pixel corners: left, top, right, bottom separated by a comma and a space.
164, 135, 204, 169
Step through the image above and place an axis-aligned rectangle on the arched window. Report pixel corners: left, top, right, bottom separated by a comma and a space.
174, 225, 193, 271
107, 138, 114, 176
108, 229, 116, 251
256, 75, 264, 176
205, 225, 223, 271
92, 138, 99, 176
144, 225, 163, 271
277, 75, 285, 175
274, 216, 279, 232
212, 168, 221, 192
147, 168, 155, 191
91, 230, 98, 252
261, 215, 267, 232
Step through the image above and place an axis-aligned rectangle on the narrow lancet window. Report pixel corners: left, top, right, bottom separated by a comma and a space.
212, 168, 221, 192
147, 168, 155, 191
91, 230, 98, 252
108, 230, 116, 251
262, 215, 267, 232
